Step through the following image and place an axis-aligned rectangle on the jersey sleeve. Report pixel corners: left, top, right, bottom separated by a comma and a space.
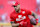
28, 10, 32, 15
26, 10, 32, 15
10, 13, 15, 22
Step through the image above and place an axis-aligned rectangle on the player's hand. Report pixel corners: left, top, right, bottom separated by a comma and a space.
19, 21, 27, 26
19, 21, 24, 26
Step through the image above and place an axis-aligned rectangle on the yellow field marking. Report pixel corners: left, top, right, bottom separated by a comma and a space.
0, 23, 11, 26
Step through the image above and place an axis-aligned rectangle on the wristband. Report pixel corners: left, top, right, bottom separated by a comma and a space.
35, 19, 38, 24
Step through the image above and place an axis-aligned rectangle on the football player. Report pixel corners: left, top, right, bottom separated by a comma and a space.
10, 1, 38, 27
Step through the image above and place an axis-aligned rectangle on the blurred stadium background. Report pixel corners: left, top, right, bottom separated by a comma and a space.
0, 0, 40, 27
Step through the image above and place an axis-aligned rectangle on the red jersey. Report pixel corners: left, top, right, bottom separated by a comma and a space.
10, 9, 32, 27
